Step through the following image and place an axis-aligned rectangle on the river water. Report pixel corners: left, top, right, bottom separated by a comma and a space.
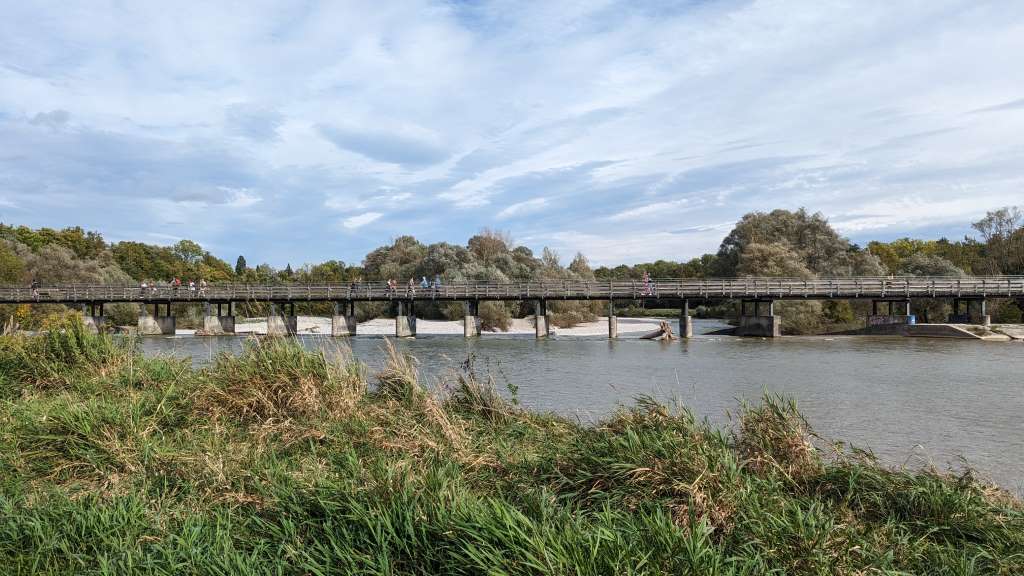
139, 319, 1024, 492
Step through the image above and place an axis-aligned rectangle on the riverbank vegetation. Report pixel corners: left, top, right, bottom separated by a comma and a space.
0, 322, 1021, 574
1, 206, 1022, 332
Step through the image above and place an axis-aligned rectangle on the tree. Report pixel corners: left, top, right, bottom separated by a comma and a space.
972, 206, 1023, 274
568, 252, 593, 279
897, 253, 965, 277
172, 239, 204, 266
972, 206, 1022, 243
0, 241, 25, 283
468, 229, 512, 265
235, 255, 247, 276
717, 208, 884, 277
540, 247, 560, 270
735, 243, 815, 278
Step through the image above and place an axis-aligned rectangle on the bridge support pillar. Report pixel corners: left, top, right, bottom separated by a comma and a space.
81, 303, 105, 334
680, 299, 693, 338
608, 301, 617, 339
736, 300, 780, 337
332, 301, 357, 336
868, 299, 914, 326
267, 303, 297, 336
534, 300, 550, 339
396, 300, 416, 338
949, 298, 990, 326
201, 302, 235, 335
138, 302, 175, 335
464, 300, 481, 337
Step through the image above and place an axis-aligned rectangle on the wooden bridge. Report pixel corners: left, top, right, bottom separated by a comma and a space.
9, 276, 1023, 338
9, 276, 1024, 304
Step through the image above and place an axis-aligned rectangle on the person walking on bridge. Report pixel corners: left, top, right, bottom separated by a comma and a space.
407, 278, 416, 296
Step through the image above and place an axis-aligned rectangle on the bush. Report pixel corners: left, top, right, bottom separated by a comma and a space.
0, 314, 134, 392
777, 301, 823, 335
479, 301, 511, 332
735, 394, 822, 483
198, 336, 365, 423
374, 338, 422, 402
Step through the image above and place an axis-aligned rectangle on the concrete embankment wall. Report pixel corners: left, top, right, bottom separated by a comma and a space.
839, 323, 1020, 340
904, 324, 983, 339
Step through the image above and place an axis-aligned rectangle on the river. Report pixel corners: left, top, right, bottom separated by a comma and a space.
139, 318, 1024, 493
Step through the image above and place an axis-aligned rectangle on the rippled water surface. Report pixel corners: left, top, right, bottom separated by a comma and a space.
139, 319, 1024, 492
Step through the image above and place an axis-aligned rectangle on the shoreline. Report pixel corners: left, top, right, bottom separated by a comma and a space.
193, 316, 688, 337
165, 316, 1024, 340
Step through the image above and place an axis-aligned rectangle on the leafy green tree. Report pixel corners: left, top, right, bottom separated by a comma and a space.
173, 240, 204, 266
972, 206, 1023, 274
235, 255, 247, 276
467, 229, 512, 265
736, 243, 814, 278
897, 253, 965, 277
0, 242, 26, 283
717, 208, 882, 277
568, 252, 594, 279
972, 206, 1022, 243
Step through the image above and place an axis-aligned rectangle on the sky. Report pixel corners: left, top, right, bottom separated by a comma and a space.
1, 0, 1023, 268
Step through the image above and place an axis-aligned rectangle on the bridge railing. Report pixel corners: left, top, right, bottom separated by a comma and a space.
3, 276, 1024, 303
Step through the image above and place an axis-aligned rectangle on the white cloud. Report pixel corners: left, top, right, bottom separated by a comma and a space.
830, 191, 1017, 234
341, 212, 383, 230
527, 228, 727, 267
608, 198, 690, 222
325, 190, 413, 213
497, 197, 549, 219
224, 188, 261, 208
0, 1, 1023, 265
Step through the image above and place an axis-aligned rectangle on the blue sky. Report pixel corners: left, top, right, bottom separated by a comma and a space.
1, 1, 1023, 267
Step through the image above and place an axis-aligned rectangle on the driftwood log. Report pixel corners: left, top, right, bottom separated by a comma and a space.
640, 320, 676, 341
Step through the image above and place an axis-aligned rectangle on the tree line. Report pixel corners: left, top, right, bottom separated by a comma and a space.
1, 206, 1021, 331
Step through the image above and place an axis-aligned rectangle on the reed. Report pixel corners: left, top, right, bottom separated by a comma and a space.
0, 332, 1020, 575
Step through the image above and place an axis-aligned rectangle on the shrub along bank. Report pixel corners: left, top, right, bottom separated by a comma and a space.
0, 319, 1021, 575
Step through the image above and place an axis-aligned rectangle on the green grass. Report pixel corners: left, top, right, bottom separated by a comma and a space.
0, 321, 1021, 574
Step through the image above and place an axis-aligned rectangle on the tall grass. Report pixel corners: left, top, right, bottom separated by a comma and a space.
0, 331, 1020, 574
199, 336, 366, 423
0, 314, 132, 390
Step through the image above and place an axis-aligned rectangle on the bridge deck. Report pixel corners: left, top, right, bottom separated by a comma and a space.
6, 277, 1024, 305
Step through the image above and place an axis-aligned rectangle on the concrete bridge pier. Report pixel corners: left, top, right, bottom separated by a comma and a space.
868, 299, 914, 326
267, 302, 297, 336
463, 300, 481, 337
608, 301, 617, 339
735, 299, 780, 337
138, 302, 175, 335
202, 301, 235, 335
396, 300, 416, 338
81, 302, 105, 334
332, 301, 357, 336
680, 299, 694, 338
534, 300, 550, 339
949, 298, 990, 326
